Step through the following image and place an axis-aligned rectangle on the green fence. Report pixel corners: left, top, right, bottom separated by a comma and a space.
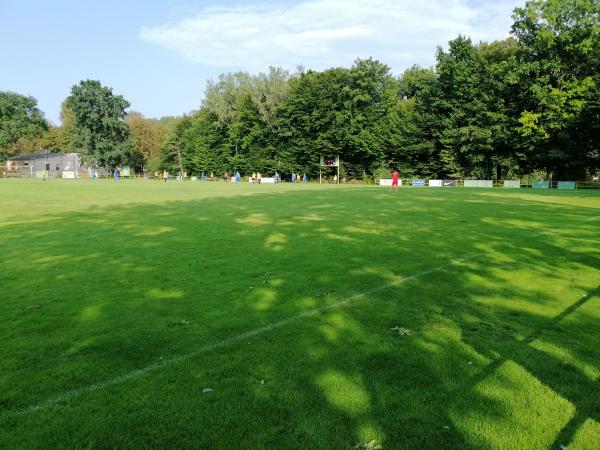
557, 181, 576, 190
532, 181, 550, 189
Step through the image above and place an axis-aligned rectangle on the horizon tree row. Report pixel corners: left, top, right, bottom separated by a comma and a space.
1, 0, 598, 180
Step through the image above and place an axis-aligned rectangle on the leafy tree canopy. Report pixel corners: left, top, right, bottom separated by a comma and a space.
65, 80, 133, 167
0, 92, 48, 159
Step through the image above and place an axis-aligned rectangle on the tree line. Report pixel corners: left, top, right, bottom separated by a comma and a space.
1, 0, 598, 180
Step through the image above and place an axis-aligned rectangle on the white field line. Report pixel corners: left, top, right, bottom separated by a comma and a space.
582, 216, 599, 222
7, 258, 473, 418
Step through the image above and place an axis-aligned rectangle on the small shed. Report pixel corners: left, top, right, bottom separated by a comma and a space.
4, 152, 83, 178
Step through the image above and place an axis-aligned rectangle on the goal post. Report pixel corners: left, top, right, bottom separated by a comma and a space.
319, 155, 340, 184
0, 165, 34, 178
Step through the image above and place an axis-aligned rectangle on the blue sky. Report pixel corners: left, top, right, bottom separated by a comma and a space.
0, 0, 524, 124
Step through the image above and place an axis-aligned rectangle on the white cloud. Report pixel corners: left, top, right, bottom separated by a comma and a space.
139, 0, 523, 73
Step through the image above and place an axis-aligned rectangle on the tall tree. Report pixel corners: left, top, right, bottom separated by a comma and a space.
435, 36, 497, 178
203, 71, 252, 157
0, 92, 48, 159
57, 100, 77, 152
416, 36, 522, 179
512, 0, 600, 179
125, 111, 170, 170
201, 68, 293, 175
280, 59, 395, 178
65, 80, 133, 167
9, 125, 71, 155
384, 66, 438, 178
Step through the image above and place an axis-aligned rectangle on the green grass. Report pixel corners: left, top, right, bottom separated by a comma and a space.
1, 179, 599, 449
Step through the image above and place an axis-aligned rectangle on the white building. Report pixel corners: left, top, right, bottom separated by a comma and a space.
3, 152, 85, 178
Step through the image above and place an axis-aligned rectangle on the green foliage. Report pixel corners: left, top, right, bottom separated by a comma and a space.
385, 68, 439, 178
512, 0, 600, 178
154, 1, 600, 180
414, 36, 524, 179
171, 68, 294, 176
8, 125, 72, 156
65, 80, 134, 168
0, 92, 48, 159
277, 58, 396, 178
153, 115, 182, 130
125, 111, 170, 170
152, 0, 600, 181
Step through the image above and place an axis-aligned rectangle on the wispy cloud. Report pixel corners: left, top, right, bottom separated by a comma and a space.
139, 0, 522, 73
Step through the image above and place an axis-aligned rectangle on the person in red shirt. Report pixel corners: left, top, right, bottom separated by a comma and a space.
390, 170, 400, 192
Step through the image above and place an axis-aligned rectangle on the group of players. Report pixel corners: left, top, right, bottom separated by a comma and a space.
112, 167, 401, 187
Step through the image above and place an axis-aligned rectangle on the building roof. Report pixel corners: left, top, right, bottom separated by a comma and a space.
9, 152, 69, 161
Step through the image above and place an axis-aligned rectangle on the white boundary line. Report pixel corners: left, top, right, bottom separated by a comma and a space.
582, 216, 599, 222
6, 258, 473, 418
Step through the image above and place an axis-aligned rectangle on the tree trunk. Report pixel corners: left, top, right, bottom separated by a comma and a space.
175, 144, 184, 179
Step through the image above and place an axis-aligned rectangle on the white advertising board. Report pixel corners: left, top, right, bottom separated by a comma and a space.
247, 177, 275, 183
503, 180, 520, 188
428, 179, 442, 187
379, 179, 402, 186
62, 171, 75, 179
464, 180, 493, 188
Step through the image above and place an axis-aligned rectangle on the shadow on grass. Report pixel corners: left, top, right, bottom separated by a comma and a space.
0, 187, 599, 449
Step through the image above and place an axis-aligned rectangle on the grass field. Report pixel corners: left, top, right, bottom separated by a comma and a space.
1, 179, 599, 449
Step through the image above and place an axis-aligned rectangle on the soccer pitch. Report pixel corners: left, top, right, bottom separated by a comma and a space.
1, 179, 599, 449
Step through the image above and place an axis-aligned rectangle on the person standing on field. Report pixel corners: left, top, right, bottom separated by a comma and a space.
113, 167, 119, 183
163, 170, 168, 183
235, 171, 241, 184
390, 170, 400, 192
